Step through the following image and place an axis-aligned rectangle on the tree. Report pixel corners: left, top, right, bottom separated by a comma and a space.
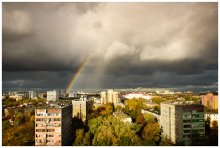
14, 113, 25, 126
141, 122, 160, 145
25, 111, 32, 122
100, 103, 114, 116
115, 105, 123, 111
89, 115, 143, 146
3, 121, 35, 146
159, 136, 172, 146
143, 113, 155, 123
2, 120, 11, 139
74, 129, 91, 146
136, 113, 146, 125
124, 99, 143, 120
152, 96, 163, 104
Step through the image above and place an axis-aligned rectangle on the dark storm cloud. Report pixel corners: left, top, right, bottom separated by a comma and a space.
2, 2, 218, 90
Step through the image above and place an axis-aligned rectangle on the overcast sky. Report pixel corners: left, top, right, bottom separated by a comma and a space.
2, 2, 218, 91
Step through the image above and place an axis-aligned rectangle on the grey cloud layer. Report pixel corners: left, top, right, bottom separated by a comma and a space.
2, 3, 218, 90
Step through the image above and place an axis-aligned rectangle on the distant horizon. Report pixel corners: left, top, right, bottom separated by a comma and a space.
2, 86, 218, 93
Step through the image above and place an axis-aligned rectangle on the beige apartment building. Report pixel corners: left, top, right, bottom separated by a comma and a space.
201, 92, 218, 110
72, 100, 88, 122
160, 102, 205, 146
35, 105, 72, 146
100, 89, 121, 105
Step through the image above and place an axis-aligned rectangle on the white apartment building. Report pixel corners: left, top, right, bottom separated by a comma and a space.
123, 92, 152, 100
47, 90, 60, 101
29, 91, 37, 99
100, 89, 121, 105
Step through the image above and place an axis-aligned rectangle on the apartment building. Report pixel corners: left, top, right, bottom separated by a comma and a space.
29, 91, 37, 99
100, 89, 121, 105
35, 105, 72, 146
160, 102, 205, 146
47, 90, 60, 101
201, 92, 218, 110
72, 100, 88, 122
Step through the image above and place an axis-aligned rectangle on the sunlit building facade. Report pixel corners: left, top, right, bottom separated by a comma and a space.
160, 103, 205, 146
100, 89, 121, 105
29, 91, 37, 99
72, 100, 88, 122
35, 105, 72, 146
201, 93, 218, 110
47, 90, 60, 101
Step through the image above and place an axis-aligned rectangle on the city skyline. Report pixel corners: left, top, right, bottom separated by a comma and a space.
3, 2, 218, 91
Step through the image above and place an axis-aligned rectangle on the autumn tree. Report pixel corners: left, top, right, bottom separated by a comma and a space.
88, 115, 142, 146
141, 122, 160, 145
135, 113, 146, 125
74, 129, 91, 146
3, 121, 35, 146
143, 113, 155, 123
124, 99, 144, 120
14, 112, 25, 126
152, 96, 163, 104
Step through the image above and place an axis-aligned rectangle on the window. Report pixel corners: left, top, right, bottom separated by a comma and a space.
47, 129, 55, 132
46, 140, 54, 143
47, 134, 54, 137
183, 114, 191, 119
183, 119, 191, 123
46, 124, 54, 127
37, 113, 44, 116
183, 130, 191, 133
36, 129, 46, 132
36, 124, 44, 127
54, 118, 61, 121
36, 118, 45, 121
184, 125, 191, 128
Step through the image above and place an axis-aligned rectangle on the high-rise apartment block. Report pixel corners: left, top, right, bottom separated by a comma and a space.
100, 89, 121, 105
160, 103, 205, 146
201, 92, 218, 110
72, 100, 88, 122
47, 90, 60, 101
29, 91, 37, 99
35, 105, 72, 146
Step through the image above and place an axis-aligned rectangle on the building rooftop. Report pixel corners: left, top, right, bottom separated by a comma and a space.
36, 101, 72, 109
113, 111, 131, 118
161, 101, 203, 107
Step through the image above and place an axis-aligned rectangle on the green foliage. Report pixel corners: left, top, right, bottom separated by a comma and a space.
100, 103, 114, 116
152, 96, 163, 104
124, 99, 143, 119
3, 98, 18, 107
2, 120, 11, 131
143, 113, 155, 123
159, 136, 172, 146
3, 107, 35, 146
141, 122, 160, 145
115, 105, 123, 111
3, 121, 35, 146
74, 129, 91, 146
90, 103, 115, 119
14, 112, 25, 127
135, 113, 146, 125
88, 115, 142, 146
2, 120, 11, 138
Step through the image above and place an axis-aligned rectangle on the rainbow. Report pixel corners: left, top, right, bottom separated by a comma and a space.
66, 56, 90, 94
